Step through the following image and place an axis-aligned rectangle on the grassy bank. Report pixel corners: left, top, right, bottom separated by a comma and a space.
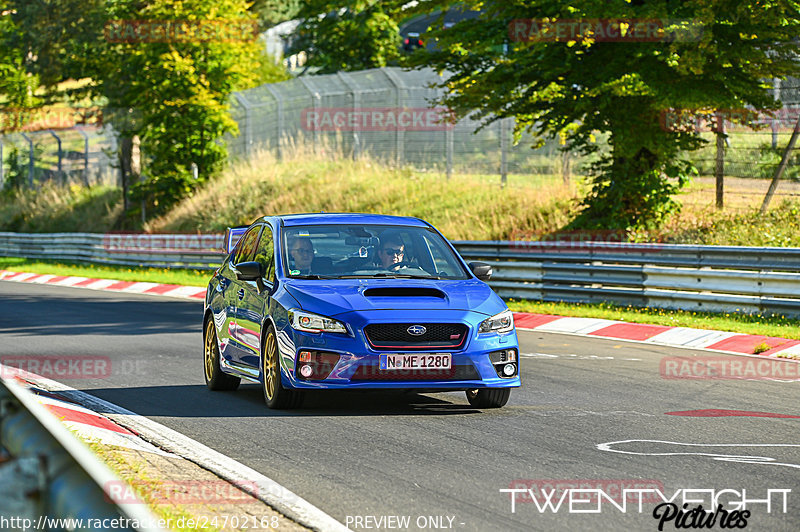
0, 184, 122, 233
143, 149, 577, 241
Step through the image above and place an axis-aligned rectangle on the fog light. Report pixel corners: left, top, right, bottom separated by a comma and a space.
300, 365, 313, 378
299, 351, 312, 362
502, 363, 516, 376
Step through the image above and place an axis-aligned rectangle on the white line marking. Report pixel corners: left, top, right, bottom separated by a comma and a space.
84, 279, 117, 290
16, 369, 350, 531
29, 274, 57, 284
121, 282, 161, 293
597, 439, 800, 470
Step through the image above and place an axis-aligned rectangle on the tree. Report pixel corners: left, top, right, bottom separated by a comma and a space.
250, 0, 302, 29
96, 0, 282, 218
391, 0, 800, 230
291, 0, 402, 73
2, 0, 288, 223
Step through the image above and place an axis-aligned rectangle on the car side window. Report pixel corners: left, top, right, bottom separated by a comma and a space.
254, 226, 276, 284
234, 226, 261, 265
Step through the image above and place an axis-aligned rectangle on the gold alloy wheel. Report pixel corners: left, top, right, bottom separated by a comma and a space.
263, 331, 277, 400
204, 319, 215, 382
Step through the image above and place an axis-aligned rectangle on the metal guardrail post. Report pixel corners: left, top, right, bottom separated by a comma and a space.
0, 374, 164, 531
19, 132, 34, 187
297, 77, 320, 155
381, 68, 406, 168
47, 130, 63, 183
500, 118, 510, 187
337, 72, 361, 160
446, 125, 453, 180
232, 92, 253, 157
76, 127, 90, 186
264, 85, 284, 160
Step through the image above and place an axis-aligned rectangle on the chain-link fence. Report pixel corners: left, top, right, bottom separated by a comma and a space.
228, 68, 800, 193
228, 67, 583, 183
0, 126, 119, 190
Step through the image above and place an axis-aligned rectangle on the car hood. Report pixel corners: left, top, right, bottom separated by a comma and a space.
283, 278, 503, 318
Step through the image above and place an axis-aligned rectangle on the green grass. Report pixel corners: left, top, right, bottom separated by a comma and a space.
143, 148, 577, 241
0, 182, 122, 232
507, 299, 800, 340
0, 257, 212, 286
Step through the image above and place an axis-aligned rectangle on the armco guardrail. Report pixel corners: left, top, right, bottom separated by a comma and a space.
0, 232, 225, 270
453, 241, 800, 316
0, 371, 164, 531
1, 233, 799, 316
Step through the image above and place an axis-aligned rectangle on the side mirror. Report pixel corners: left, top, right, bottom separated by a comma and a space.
468, 261, 492, 281
233, 261, 264, 281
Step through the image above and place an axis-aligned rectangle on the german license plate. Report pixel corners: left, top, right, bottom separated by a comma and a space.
379, 353, 451, 370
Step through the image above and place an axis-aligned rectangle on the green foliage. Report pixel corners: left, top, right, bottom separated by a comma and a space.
754, 143, 800, 181
1, 148, 27, 195
392, 0, 800, 230
250, 0, 302, 29
0, 182, 121, 232
1, 0, 288, 220
95, 0, 276, 217
292, 1, 402, 73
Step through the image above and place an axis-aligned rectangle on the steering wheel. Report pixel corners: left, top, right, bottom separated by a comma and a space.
388, 260, 413, 271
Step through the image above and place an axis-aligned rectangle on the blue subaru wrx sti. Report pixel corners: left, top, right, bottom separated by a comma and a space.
203, 213, 520, 409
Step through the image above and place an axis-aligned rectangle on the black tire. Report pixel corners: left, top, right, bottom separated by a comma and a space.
466, 388, 511, 409
204, 317, 240, 391
262, 325, 304, 409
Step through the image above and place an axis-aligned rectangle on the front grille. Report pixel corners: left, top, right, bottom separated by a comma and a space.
364, 323, 468, 350
350, 364, 480, 381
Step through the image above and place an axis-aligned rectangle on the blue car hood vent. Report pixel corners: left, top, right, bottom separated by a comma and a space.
363, 287, 445, 299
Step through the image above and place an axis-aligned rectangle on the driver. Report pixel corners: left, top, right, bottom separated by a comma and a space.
377, 234, 405, 269
288, 236, 315, 274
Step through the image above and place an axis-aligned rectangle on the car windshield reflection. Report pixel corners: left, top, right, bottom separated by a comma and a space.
282, 224, 469, 280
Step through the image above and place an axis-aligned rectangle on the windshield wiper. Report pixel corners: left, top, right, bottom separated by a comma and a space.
333, 273, 443, 279
290, 274, 339, 279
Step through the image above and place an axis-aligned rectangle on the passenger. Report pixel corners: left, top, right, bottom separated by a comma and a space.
377, 234, 406, 269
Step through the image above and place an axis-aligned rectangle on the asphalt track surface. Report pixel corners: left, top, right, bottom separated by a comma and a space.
1, 281, 799, 532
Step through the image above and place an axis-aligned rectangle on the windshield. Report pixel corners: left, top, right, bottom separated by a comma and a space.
281, 224, 470, 280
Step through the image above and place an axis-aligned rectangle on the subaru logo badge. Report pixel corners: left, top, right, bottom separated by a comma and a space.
407, 325, 426, 336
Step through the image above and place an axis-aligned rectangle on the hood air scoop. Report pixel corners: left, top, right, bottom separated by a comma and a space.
363, 287, 446, 299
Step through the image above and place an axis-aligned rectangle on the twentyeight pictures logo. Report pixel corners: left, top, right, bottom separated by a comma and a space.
501, 484, 791, 529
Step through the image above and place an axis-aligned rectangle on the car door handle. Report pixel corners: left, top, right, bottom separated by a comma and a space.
237, 289, 245, 300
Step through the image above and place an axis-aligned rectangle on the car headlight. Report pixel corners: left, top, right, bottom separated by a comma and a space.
289, 309, 348, 334
478, 310, 514, 334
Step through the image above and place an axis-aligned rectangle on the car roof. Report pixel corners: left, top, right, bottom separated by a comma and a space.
263, 212, 430, 228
